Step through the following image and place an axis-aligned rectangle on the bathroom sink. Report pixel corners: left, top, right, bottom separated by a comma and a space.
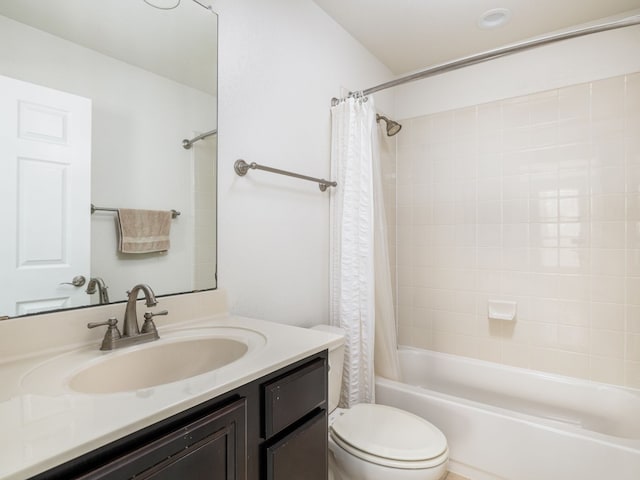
70, 337, 248, 394
21, 327, 267, 394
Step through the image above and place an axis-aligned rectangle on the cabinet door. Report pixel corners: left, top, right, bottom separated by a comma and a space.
76, 398, 246, 480
264, 410, 327, 480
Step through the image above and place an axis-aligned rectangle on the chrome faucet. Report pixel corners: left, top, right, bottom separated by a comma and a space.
87, 283, 168, 350
123, 284, 157, 336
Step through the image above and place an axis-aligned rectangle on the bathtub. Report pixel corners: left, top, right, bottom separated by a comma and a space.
375, 347, 640, 480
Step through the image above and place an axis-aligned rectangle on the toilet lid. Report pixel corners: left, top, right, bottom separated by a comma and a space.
330, 404, 447, 462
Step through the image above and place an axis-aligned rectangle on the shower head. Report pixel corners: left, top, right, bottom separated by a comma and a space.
376, 114, 402, 137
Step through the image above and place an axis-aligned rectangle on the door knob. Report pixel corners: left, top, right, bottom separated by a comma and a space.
60, 275, 86, 287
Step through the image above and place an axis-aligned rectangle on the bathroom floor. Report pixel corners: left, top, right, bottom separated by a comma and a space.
445, 473, 470, 480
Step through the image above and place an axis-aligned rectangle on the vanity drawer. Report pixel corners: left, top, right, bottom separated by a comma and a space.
264, 410, 327, 480
262, 357, 327, 438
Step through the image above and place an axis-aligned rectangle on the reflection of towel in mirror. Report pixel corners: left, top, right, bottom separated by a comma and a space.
117, 209, 172, 254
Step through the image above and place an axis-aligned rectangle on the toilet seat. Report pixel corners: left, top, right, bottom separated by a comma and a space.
330, 404, 448, 470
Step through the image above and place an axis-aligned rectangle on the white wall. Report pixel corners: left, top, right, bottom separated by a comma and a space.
213, 0, 394, 326
213, 0, 391, 324
0, 16, 216, 304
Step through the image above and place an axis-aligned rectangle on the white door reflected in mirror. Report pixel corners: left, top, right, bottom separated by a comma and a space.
0, 75, 91, 317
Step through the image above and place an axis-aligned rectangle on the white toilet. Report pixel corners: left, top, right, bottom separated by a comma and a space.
312, 325, 449, 480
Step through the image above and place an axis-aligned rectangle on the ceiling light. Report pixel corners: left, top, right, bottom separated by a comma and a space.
478, 8, 511, 29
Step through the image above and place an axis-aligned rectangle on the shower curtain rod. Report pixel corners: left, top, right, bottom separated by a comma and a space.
182, 129, 217, 149
334, 15, 640, 103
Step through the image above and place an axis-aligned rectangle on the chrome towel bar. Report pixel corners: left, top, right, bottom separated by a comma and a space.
234, 159, 337, 192
91, 204, 181, 219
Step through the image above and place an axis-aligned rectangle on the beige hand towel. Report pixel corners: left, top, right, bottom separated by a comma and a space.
117, 209, 172, 254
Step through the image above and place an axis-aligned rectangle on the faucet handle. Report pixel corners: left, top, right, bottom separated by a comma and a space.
141, 310, 167, 338
143, 310, 168, 320
88, 317, 118, 329
87, 317, 121, 351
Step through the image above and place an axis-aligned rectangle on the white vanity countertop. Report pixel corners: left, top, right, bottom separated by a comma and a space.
0, 312, 342, 480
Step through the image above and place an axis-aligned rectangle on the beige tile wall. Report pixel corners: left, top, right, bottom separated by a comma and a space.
396, 72, 640, 388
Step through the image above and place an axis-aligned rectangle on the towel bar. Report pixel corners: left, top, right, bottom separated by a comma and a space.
234, 159, 337, 192
91, 204, 181, 219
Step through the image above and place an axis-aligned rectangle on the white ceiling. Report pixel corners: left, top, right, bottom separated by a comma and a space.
312, 0, 640, 75
0, 0, 217, 95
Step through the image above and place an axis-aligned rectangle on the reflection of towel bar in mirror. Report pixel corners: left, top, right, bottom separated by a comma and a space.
91, 204, 181, 219
234, 159, 337, 192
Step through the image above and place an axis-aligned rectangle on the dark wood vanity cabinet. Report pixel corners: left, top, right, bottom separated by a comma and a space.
31, 351, 327, 480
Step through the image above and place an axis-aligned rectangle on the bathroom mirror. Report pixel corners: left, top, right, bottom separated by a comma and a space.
0, 0, 217, 318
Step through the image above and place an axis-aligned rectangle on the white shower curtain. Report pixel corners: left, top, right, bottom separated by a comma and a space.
330, 95, 400, 408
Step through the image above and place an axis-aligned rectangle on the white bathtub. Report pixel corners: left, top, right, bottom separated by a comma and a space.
375, 347, 640, 480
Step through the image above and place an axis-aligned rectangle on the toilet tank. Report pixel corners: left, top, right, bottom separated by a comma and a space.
311, 325, 345, 412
